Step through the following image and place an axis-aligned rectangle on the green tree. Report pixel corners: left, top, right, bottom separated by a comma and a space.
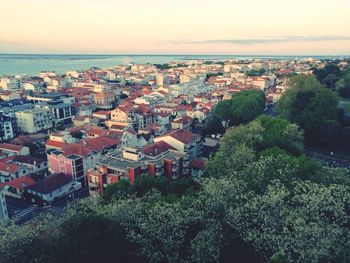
276, 75, 339, 144
313, 63, 342, 89
53, 212, 141, 263
256, 115, 304, 155
214, 99, 233, 125
336, 71, 350, 98
215, 90, 266, 126
201, 114, 225, 137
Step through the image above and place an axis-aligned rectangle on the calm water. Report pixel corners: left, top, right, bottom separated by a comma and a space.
0, 54, 347, 76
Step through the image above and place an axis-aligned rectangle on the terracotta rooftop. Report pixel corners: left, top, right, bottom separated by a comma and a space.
0, 161, 20, 173
46, 140, 67, 150
26, 173, 73, 194
63, 136, 120, 157
190, 159, 206, 169
159, 129, 200, 144
6, 175, 36, 190
172, 115, 193, 124
0, 143, 24, 152
142, 141, 175, 156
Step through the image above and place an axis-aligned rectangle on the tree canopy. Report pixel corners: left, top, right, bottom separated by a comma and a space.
215, 89, 266, 126
336, 68, 350, 98
276, 75, 340, 144
2, 115, 350, 263
313, 63, 342, 90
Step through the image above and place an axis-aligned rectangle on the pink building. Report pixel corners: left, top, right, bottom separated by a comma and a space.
47, 136, 120, 186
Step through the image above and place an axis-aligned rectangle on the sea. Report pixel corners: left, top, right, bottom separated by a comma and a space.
0, 54, 347, 76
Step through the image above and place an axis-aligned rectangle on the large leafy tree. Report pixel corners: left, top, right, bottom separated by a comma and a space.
215, 90, 266, 126
313, 63, 342, 89
276, 75, 339, 143
201, 114, 225, 137
336, 70, 350, 98
256, 115, 304, 155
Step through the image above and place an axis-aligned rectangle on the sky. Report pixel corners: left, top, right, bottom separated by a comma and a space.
1, 0, 350, 55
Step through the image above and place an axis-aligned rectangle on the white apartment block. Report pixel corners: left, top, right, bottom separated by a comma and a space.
0, 187, 8, 224
0, 121, 15, 141
170, 77, 215, 97
15, 108, 53, 133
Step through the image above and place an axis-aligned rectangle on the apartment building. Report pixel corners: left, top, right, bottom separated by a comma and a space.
15, 108, 54, 133
154, 129, 202, 175
47, 136, 120, 185
87, 141, 184, 195
0, 186, 8, 224
37, 100, 74, 126
0, 113, 16, 141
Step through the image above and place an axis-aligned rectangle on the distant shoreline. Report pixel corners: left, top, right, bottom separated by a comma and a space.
0, 54, 349, 76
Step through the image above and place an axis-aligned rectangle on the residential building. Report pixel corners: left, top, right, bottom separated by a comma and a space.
109, 104, 138, 129
154, 129, 202, 175
23, 77, 46, 93
0, 143, 30, 156
0, 113, 16, 141
87, 141, 184, 195
26, 93, 75, 104
12, 156, 48, 174
47, 136, 120, 185
15, 108, 54, 133
190, 159, 206, 177
171, 116, 194, 131
0, 161, 31, 183
0, 77, 22, 92
0, 186, 8, 224
2, 175, 36, 198
121, 129, 153, 147
94, 92, 115, 109
25, 173, 81, 204
37, 100, 74, 126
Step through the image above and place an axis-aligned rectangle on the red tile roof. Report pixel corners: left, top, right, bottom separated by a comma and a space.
93, 110, 111, 116
109, 124, 127, 131
26, 173, 73, 194
6, 175, 36, 190
87, 127, 110, 137
0, 143, 23, 153
159, 129, 200, 145
142, 141, 175, 156
117, 104, 134, 113
63, 136, 120, 157
46, 140, 67, 150
190, 159, 206, 169
172, 115, 193, 124
0, 161, 20, 173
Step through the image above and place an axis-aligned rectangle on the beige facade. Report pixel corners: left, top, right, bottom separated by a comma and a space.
15, 108, 53, 133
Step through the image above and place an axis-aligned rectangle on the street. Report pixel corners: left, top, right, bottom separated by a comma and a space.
6, 187, 90, 224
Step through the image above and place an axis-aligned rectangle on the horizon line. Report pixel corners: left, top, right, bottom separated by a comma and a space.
0, 53, 349, 57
